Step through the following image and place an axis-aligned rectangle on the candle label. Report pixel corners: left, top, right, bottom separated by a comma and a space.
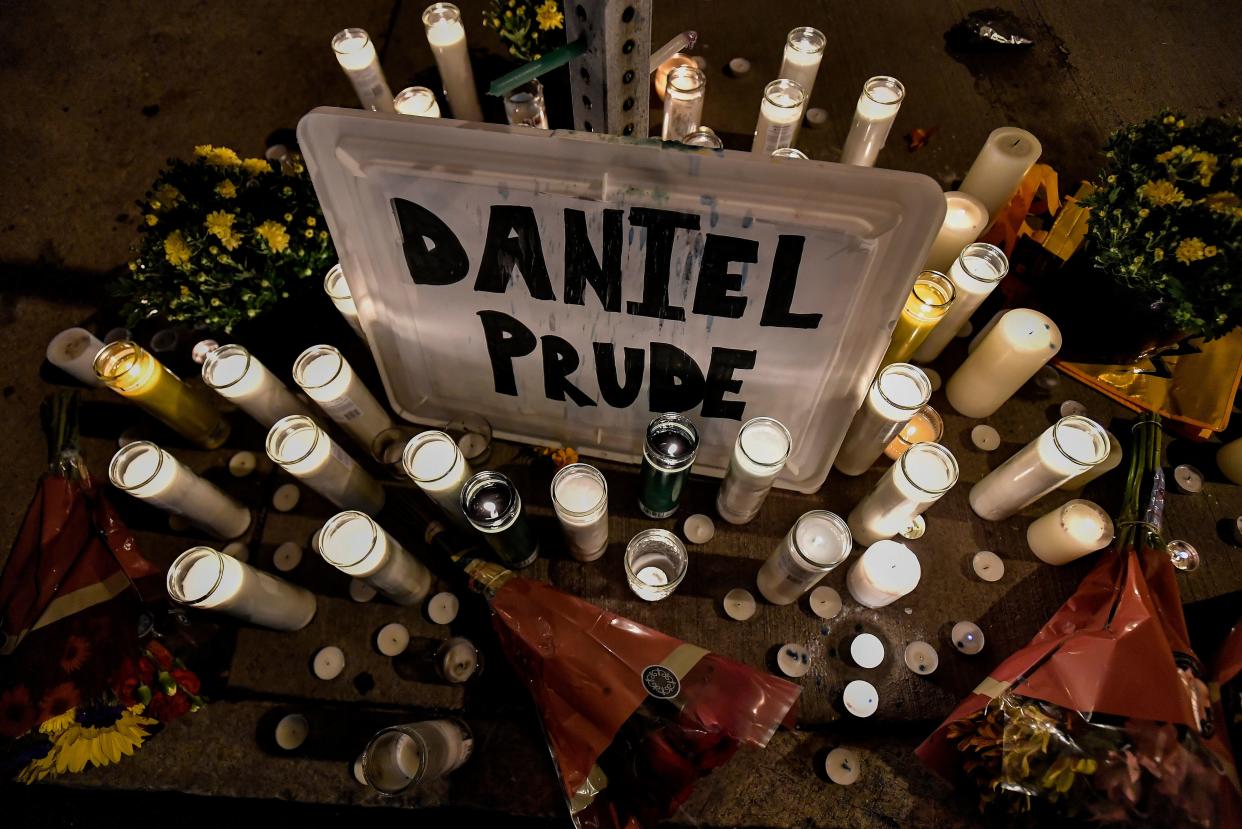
641, 665, 681, 699
319, 395, 365, 422
330, 441, 357, 469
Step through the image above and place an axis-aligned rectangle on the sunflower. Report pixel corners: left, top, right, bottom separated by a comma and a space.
0, 686, 37, 737
60, 635, 91, 673
18, 704, 156, 781
38, 682, 80, 723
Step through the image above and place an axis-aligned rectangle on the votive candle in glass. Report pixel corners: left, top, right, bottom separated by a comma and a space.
422, 3, 483, 121
923, 191, 989, 273
848, 442, 958, 546
946, 309, 1061, 418
779, 27, 826, 103
839, 76, 905, 167
624, 529, 688, 602
756, 510, 852, 605
752, 79, 807, 155
1026, 499, 1114, 565
319, 511, 432, 605
324, 263, 367, 341
331, 28, 396, 113
846, 540, 921, 609
883, 404, 943, 461
835, 364, 931, 476
394, 85, 442, 118
362, 719, 473, 796
402, 431, 473, 528
913, 244, 1008, 363
47, 327, 104, 386
969, 416, 1109, 521
960, 127, 1043, 221
661, 66, 706, 142
202, 343, 310, 429
266, 415, 386, 514
110, 441, 251, 539
638, 413, 699, 519
716, 417, 792, 524
461, 471, 538, 569
504, 79, 549, 129
94, 340, 229, 449
293, 345, 395, 456
167, 546, 316, 630
682, 126, 724, 148
551, 463, 609, 562
880, 271, 955, 367
1060, 431, 1123, 491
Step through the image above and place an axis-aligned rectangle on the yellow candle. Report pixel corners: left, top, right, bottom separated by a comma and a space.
94, 341, 229, 448
883, 405, 943, 460
880, 271, 955, 367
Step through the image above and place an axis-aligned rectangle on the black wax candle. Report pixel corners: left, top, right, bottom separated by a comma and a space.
638, 414, 700, 519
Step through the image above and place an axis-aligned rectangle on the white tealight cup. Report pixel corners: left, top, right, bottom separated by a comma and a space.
808, 586, 842, 620
825, 747, 861, 785
314, 646, 346, 681
951, 621, 985, 655
903, 641, 939, 675
842, 680, 879, 718
777, 643, 811, 678
723, 588, 757, 621
849, 633, 885, 669
275, 713, 309, 750
972, 551, 1005, 582
377, 623, 410, 657
427, 591, 459, 625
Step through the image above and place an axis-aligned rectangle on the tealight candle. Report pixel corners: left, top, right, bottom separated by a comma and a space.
203, 344, 310, 429
779, 27, 826, 104
849, 633, 885, 669
229, 451, 257, 477
422, 3, 483, 121
972, 550, 1005, 581
350, 579, 377, 603
331, 28, 395, 113
551, 463, 610, 562
266, 415, 386, 514
723, 588, 757, 621
323, 263, 367, 342
661, 66, 706, 142
1217, 436, 1242, 485
1167, 540, 1200, 571
903, 641, 939, 675
1060, 431, 1122, 491
946, 309, 1061, 418
1026, 499, 1114, 565
825, 748, 860, 785
361, 720, 473, 795
970, 416, 1109, 521
914, 244, 1009, 363
1172, 464, 1204, 495
839, 76, 905, 167
883, 405, 943, 461
319, 511, 433, 605
46, 328, 104, 386
835, 363, 931, 476
970, 424, 1001, 452
752, 79, 807, 155
1060, 399, 1088, 418
462, 471, 539, 569
951, 621, 985, 655
842, 679, 878, 717
960, 127, 1043, 222
845, 540, 921, 609
922, 192, 989, 273
437, 637, 481, 684
272, 483, 301, 512
275, 714, 309, 750
848, 442, 958, 546
110, 441, 251, 539
427, 591, 459, 625
353, 755, 368, 786
313, 646, 346, 680
394, 85, 442, 118
683, 514, 716, 545
756, 510, 852, 605
273, 542, 302, 572
717, 416, 792, 524
167, 546, 316, 631
638, 413, 699, 519
777, 643, 811, 678
624, 529, 688, 602
809, 586, 842, 619
377, 622, 411, 657
293, 345, 395, 456
403, 431, 473, 528
880, 271, 956, 367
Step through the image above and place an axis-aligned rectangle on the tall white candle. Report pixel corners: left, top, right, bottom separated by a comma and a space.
779, 27, 826, 103
969, 416, 1109, 521
661, 66, 706, 142
923, 192, 989, 273
835, 364, 931, 476
293, 345, 395, 456
319, 511, 432, 605
323, 263, 367, 342
110, 441, 251, 539
848, 442, 958, 546
716, 417, 792, 524
1026, 499, 1114, 565
960, 127, 1043, 221
402, 431, 473, 527
266, 415, 386, 514
946, 309, 1061, 418
394, 86, 442, 118
423, 3, 483, 122
752, 79, 807, 155
46, 328, 104, 386
914, 243, 1009, 363
167, 546, 316, 630
331, 28, 396, 113
1060, 431, 1123, 491
202, 344, 310, 428
756, 510, 852, 605
551, 463, 610, 562
1217, 436, 1242, 485
839, 76, 904, 167
846, 540, 921, 608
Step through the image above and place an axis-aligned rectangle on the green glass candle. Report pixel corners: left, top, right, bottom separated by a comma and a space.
638, 414, 700, 519
461, 471, 538, 569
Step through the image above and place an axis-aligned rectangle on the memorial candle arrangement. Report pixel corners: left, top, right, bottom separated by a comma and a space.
661, 66, 706, 142
94, 340, 230, 449
202, 343, 310, 428
362, 719, 473, 795
846, 540, 921, 609
323, 263, 367, 341
551, 463, 610, 562
394, 85, 442, 118
402, 430, 473, 527
266, 415, 386, 514
922, 192, 989, 273
461, 471, 538, 569
422, 2, 483, 122
946, 308, 1061, 418
755, 510, 852, 605
752, 79, 807, 155
969, 416, 1109, 521
959, 126, 1043, 221
331, 28, 396, 113
46, 327, 104, 386
835, 363, 931, 476
638, 413, 699, 519
293, 344, 395, 456
840, 76, 905, 167
716, 416, 792, 524
848, 442, 959, 545
778, 27, 826, 104
166, 546, 316, 630
880, 271, 955, 367
109, 441, 251, 539
1026, 499, 1114, 565
913, 244, 1009, 363
318, 511, 433, 605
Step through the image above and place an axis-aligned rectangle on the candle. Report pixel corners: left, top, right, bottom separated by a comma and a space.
654, 53, 696, 100
951, 621, 985, 655
422, 3, 483, 121
638, 413, 699, 519
716, 416, 792, 524
723, 588, 757, 621
110, 441, 251, 539
46, 328, 104, 386
682, 126, 724, 149
377, 622, 411, 656
849, 633, 885, 669
427, 591, 459, 625
771, 148, 809, 159
970, 416, 1108, 521
970, 424, 1001, 452
809, 586, 842, 619
319, 511, 433, 605
839, 76, 905, 167
1172, 464, 1204, 495
461, 471, 539, 569
350, 579, 377, 603
293, 345, 395, 457
921, 192, 989, 273
1218, 436, 1242, 485
437, 637, 481, 684
835, 363, 931, 476
751, 79, 807, 155
842, 680, 879, 717
94, 341, 229, 449
848, 442, 958, 546
403, 431, 473, 527
914, 244, 1009, 363
1026, 499, 1114, 565
846, 540, 921, 608
880, 271, 955, 367
960, 127, 1043, 221
503, 79, 549, 129
266, 415, 386, 514
1060, 431, 1123, 491
945, 309, 1061, 418
683, 513, 716, 544
323, 263, 367, 342
394, 85, 442, 118
275, 714, 309, 750
314, 646, 346, 680
166, 546, 316, 630
779, 27, 826, 103
1167, 540, 1200, 572
331, 28, 395, 113
661, 66, 706, 142
202, 343, 310, 429
624, 529, 688, 602
551, 463, 610, 562
273, 541, 303, 572
883, 405, 943, 461
903, 641, 939, 675
362, 719, 473, 795
776, 643, 811, 678
756, 510, 852, 605
825, 748, 861, 785
272, 482, 301, 512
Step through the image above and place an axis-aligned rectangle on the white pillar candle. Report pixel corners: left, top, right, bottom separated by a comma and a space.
779, 27, 826, 103
839, 76, 904, 167
849, 633, 885, 668
752, 79, 807, 155
319, 511, 433, 606
960, 127, 1043, 221
167, 546, 316, 630
110, 441, 251, 539
402, 431, 473, 528
835, 363, 931, 476
202, 344, 310, 428
293, 345, 395, 456
1217, 436, 1242, 485
1026, 499, 1114, 565
551, 463, 610, 562
914, 244, 1009, 363
661, 66, 706, 142
756, 510, 852, 605
46, 328, 104, 386
1060, 431, 1123, 491
422, 2, 483, 122
845, 540, 921, 609
331, 28, 396, 113
922, 192, 989, 274
848, 442, 958, 546
969, 416, 1109, 521
394, 85, 442, 118
266, 415, 386, 514
716, 416, 792, 524
946, 309, 1061, 418
323, 263, 367, 342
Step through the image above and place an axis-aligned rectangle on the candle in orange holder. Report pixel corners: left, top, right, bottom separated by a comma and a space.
884, 405, 943, 460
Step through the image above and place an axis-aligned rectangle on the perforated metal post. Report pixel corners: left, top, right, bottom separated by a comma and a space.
565, 0, 652, 137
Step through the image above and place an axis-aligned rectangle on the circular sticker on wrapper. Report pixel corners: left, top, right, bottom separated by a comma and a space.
641, 665, 681, 700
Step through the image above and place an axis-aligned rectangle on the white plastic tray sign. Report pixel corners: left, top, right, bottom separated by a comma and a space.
298, 111, 944, 492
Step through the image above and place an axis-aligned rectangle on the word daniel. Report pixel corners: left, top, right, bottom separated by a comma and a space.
396, 199, 828, 421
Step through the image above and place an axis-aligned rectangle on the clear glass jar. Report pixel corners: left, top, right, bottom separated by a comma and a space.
752, 79, 807, 155
914, 243, 1009, 362
638, 413, 699, 519
682, 126, 724, 148
504, 79, 548, 128
551, 463, 610, 561
402, 431, 473, 528
293, 344, 395, 456
625, 529, 688, 601
362, 719, 473, 795
840, 75, 905, 167
756, 510, 852, 605
394, 85, 442, 118
883, 404, 944, 460
323, 263, 366, 340
716, 416, 791, 524
881, 271, 955, 367
166, 546, 316, 630
835, 364, 931, 476
848, 442, 959, 545
661, 66, 706, 141
202, 343, 309, 428
779, 27, 826, 101
331, 28, 395, 113
461, 471, 538, 568
266, 414, 386, 513
318, 511, 432, 605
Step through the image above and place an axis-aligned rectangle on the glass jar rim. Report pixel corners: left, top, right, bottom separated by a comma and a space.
875, 364, 932, 413
898, 441, 958, 494
167, 546, 224, 605
267, 415, 322, 466
323, 263, 350, 300
737, 417, 792, 469
763, 78, 807, 108
363, 726, 429, 794
402, 431, 461, 484
320, 510, 381, 569
461, 470, 520, 529
1052, 416, 1109, 466
862, 75, 905, 106
1058, 499, 1115, 543
109, 440, 167, 491
293, 344, 346, 392
789, 510, 852, 570
422, 2, 461, 26
666, 65, 705, 93
551, 463, 608, 517
786, 26, 826, 54
201, 343, 253, 390
93, 340, 144, 384
331, 28, 371, 56
624, 529, 688, 580
911, 271, 956, 309
644, 413, 699, 468
955, 243, 1009, 285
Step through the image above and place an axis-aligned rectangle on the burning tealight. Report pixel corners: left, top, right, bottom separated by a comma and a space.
684, 514, 716, 545
825, 747, 861, 785
842, 680, 879, 718
313, 646, 346, 680
272, 483, 301, 512
1060, 400, 1088, 418
1167, 540, 1200, 572
951, 621, 985, 655
971, 425, 1000, 452
1172, 464, 1204, 495
273, 542, 303, 572
808, 586, 842, 620
275, 714, 309, 750
427, 591, 459, 625
222, 541, 249, 563
229, 451, 257, 477
972, 551, 1005, 582
349, 579, 377, 603
377, 623, 410, 657
777, 643, 811, 678
903, 641, 939, 674
849, 633, 885, 669
723, 588, 757, 621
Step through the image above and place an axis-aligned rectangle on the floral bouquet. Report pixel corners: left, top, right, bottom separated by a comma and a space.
482, 0, 565, 62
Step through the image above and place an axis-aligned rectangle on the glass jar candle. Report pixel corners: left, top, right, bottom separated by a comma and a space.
167, 546, 316, 630
969, 416, 1109, 521
835, 364, 931, 476
846, 540, 921, 609
779, 27, 826, 103
638, 413, 699, 519
110, 441, 251, 539
318, 511, 433, 605
266, 415, 386, 514
883, 404, 944, 460
840, 76, 905, 167
922, 191, 989, 273
422, 2, 483, 121
94, 341, 229, 449
362, 719, 473, 796
913, 244, 1009, 363
551, 463, 610, 562
682, 126, 724, 148
1026, 499, 1114, 565
848, 442, 959, 546
756, 510, 852, 605
202, 343, 310, 428
716, 417, 792, 524
402, 431, 473, 528
461, 471, 538, 569
331, 28, 395, 113
624, 529, 688, 601
394, 85, 442, 117
323, 263, 366, 341
1060, 431, 1123, 491
504, 79, 549, 129
293, 345, 395, 457
752, 79, 807, 155
880, 271, 955, 367
661, 66, 706, 141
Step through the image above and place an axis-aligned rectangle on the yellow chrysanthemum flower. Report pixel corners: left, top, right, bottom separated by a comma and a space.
1138, 179, 1184, 207
1154, 248, 1165, 261
1175, 237, 1213, 264
283, 212, 293, 222
304, 228, 314, 238
144, 214, 158, 226
305, 216, 316, 226
535, 0, 563, 30
254, 220, 290, 253
164, 230, 191, 267
128, 261, 137, 271
155, 183, 180, 204
1163, 115, 1176, 125
242, 158, 270, 176
197, 146, 241, 167
1190, 150, 1218, 185
216, 180, 237, 199
204, 210, 241, 249
180, 285, 191, 297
